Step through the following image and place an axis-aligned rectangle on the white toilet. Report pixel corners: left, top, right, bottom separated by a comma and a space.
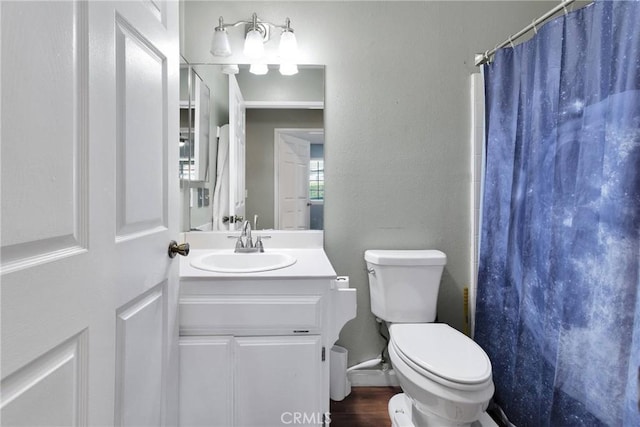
365, 249, 495, 427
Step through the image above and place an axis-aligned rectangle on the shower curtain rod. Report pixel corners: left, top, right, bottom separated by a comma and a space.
475, 0, 577, 66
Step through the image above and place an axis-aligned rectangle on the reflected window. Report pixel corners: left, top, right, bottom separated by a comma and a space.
179, 128, 196, 180
309, 159, 324, 201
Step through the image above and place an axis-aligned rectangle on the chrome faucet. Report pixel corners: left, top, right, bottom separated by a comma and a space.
233, 216, 267, 253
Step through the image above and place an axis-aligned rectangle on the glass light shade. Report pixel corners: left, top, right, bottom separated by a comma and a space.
279, 30, 298, 59
243, 29, 265, 59
210, 28, 231, 57
249, 63, 269, 75
221, 64, 239, 75
279, 63, 298, 76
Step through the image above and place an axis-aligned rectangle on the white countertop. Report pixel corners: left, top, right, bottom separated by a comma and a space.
180, 248, 337, 279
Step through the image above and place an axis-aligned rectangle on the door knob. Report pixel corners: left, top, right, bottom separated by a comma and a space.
168, 240, 190, 258
223, 215, 244, 224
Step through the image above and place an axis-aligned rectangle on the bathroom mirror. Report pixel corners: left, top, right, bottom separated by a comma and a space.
179, 63, 324, 232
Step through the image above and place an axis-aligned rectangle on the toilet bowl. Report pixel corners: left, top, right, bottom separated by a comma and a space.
388, 323, 494, 426
364, 250, 494, 427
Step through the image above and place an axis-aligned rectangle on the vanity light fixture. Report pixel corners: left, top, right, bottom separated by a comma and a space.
210, 17, 232, 57
210, 12, 298, 75
243, 22, 265, 59
278, 18, 298, 75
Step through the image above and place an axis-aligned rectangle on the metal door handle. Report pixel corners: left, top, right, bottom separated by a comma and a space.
223, 215, 243, 224
168, 240, 190, 258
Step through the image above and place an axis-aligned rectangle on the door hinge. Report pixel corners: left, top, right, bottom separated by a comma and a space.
321, 346, 326, 362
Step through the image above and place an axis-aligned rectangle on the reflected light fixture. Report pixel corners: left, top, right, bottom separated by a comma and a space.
279, 63, 298, 76
249, 63, 269, 75
221, 64, 239, 75
210, 12, 298, 75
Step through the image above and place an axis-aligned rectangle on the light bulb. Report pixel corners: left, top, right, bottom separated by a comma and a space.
279, 30, 298, 60
244, 29, 265, 59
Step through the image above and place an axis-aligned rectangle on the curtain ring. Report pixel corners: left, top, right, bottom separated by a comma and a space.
509, 36, 515, 49
532, 19, 538, 34
562, 1, 569, 15
483, 50, 490, 63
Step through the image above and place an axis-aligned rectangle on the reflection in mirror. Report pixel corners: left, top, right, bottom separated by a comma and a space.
179, 63, 217, 232
179, 64, 324, 232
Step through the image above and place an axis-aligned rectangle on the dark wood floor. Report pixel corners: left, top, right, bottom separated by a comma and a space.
330, 386, 402, 427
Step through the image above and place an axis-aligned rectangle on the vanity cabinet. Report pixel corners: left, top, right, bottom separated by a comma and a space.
178, 279, 333, 427
177, 236, 357, 427
179, 334, 323, 427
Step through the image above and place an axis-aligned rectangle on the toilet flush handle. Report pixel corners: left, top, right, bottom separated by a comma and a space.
366, 267, 375, 276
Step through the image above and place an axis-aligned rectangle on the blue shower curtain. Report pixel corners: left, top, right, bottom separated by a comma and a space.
475, 1, 640, 426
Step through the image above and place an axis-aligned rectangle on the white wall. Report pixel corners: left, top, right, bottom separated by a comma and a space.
182, 1, 557, 366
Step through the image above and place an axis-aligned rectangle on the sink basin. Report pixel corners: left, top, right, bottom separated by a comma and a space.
190, 251, 297, 273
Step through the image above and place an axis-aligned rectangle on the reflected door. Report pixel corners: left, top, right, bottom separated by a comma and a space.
276, 134, 311, 229
228, 74, 246, 225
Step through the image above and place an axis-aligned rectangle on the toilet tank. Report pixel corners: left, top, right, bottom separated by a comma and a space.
365, 250, 446, 323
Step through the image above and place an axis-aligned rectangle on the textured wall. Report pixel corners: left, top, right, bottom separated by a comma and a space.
183, 1, 557, 365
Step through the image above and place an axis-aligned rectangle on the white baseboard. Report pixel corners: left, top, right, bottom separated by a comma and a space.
347, 369, 400, 387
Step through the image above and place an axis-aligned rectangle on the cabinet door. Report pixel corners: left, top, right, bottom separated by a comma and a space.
235, 336, 324, 426
179, 336, 233, 426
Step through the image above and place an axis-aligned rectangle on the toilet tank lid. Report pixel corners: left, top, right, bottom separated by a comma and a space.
364, 250, 447, 266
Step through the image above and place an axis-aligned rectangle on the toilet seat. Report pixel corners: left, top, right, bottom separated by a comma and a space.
389, 323, 492, 389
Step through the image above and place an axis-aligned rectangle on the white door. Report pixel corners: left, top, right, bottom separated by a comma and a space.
276, 133, 311, 229
228, 74, 246, 227
193, 74, 210, 182
1, 2, 180, 426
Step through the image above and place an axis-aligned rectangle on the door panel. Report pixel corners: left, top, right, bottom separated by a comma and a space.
0, 0, 89, 273
0, 1, 180, 426
0, 332, 88, 427
115, 14, 168, 239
